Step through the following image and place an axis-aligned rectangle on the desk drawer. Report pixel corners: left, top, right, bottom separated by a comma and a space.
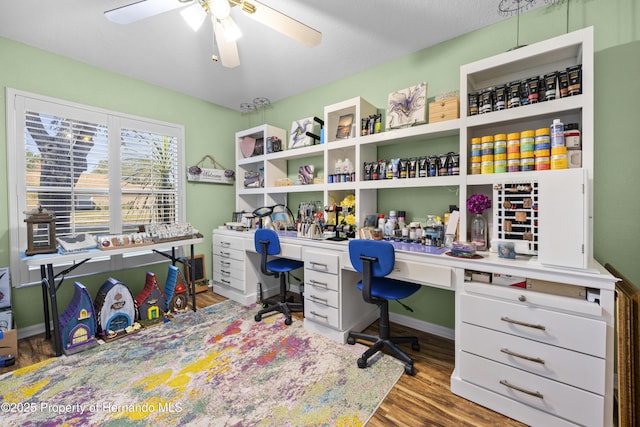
213, 246, 244, 262
461, 293, 606, 357
280, 243, 302, 260
305, 299, 339, 329
213, 272, 244, 292
306, 285, 339, 309
304, 250, 339, 275
213, 264, 244, 282
214, 256, 244, 272
304, 269, 339, 292
213, 235, 244, 252
459, 352, 603, 427
461, 322, 605, 394
388, 260, 452, 289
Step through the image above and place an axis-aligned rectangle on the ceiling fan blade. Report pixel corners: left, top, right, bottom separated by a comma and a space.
105, 0, 193, 24
245, 1, 321, 47
213, 18, 240, 68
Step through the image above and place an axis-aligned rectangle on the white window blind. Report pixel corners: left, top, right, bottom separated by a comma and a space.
7, 89, 186, 287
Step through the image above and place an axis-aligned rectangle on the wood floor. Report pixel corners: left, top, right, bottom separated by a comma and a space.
1, 289, 525, 427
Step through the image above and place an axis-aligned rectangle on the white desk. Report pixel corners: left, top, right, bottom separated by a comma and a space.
212, 228, 617, 427
22, 237, 203, 356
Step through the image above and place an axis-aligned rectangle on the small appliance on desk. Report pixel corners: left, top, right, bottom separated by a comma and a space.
252, 204, 296, 230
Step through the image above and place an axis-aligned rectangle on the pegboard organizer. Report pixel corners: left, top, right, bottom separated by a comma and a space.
493, 180, 539, 254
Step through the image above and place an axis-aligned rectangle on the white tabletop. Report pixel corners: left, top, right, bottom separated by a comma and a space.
20, 237, 204, 266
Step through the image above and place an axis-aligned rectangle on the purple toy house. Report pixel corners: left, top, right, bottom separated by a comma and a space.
59, 282, 98, 355
135, 272, 167, 323
94, 277, 136, 337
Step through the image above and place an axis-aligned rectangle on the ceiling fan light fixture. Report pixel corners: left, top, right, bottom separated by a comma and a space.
180, 3, 208, 31
218, 16, 242, 42
210, 0, 231, 19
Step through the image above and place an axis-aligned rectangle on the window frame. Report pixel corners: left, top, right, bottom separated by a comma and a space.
6, 88, 187, 288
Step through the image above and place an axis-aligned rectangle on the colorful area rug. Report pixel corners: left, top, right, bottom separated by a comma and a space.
0, 300, 403, 426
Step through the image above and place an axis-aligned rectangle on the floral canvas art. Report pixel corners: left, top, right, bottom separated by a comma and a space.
386, 82, 428, 129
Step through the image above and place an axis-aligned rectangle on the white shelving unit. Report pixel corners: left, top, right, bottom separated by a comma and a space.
235, 124, 287, 214
460, 26, 593, 269
234, 28, 594, 270
451, 27, 611, 427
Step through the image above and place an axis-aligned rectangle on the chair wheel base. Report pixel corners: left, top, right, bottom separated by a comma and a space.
284, 317, 292, 326
254, 314, 262, 322
404, 364, 416, 376
357, 358, 367, 369
347, 337, 356, 345
412, 342, 420, 351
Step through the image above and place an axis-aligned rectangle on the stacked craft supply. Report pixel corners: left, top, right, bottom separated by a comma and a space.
535, 127, 551, 170
494, 134, 506, 173
467, 64, 582, 116
550, 119, 568, 170
470, 119, 581, 174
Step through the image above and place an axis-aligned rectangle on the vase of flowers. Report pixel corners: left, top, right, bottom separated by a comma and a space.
467, 193, 491, 251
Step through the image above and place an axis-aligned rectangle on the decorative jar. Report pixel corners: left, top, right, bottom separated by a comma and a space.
470, 213, 487, 251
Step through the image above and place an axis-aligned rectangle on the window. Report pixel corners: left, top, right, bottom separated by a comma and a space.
7, 89, 185, 287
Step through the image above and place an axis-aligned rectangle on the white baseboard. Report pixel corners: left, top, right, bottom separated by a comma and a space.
17, 322, 50, 339
389, 312, 455, 341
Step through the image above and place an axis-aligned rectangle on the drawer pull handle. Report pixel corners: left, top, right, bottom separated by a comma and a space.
393, 268, 401, 272
309, 279, 328, 288
221, 270, 230, 276
220, 251, 231, 257
309, 295, 328, 303
310, 262, 328, 270
221, 241, 231, 247
221, 279, 231, 285
500, 316, 546, 331
221, 261, 231, 267
310, 310, 329, 320
500, 348, 545, 365
499, 380, 544, 399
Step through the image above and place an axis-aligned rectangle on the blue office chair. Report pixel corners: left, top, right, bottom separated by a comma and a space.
347, 239, 421, 375
254, 229, 304, 325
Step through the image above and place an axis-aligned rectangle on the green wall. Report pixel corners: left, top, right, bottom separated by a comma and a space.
0, 37, 242, 330
2, 0, 639, 332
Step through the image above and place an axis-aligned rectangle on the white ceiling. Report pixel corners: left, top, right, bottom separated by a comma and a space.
0, 0, 547, 111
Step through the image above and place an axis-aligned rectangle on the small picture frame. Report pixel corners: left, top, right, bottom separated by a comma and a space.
266, 136, 283, 153
336, 114, 354, 139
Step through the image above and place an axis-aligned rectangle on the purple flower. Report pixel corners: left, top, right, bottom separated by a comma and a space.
467, 193, 491, 214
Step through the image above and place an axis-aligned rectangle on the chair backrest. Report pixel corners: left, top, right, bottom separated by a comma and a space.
348, 239, 395, 277
254, 228, 281, 255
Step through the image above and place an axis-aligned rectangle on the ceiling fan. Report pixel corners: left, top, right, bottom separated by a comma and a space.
105, 0, 322, 68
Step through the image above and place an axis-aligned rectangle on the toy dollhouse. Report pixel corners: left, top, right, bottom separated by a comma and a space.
58, 282, 98, 355
134, 272, 167, 324
164, 265, 189, 313
94, 277, 136, 337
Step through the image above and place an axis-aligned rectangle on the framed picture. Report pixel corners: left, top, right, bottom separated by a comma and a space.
289, 118, 315, 149
386, 82, 428, 129
336, 113, 354, 139
184, 254, 208, 293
